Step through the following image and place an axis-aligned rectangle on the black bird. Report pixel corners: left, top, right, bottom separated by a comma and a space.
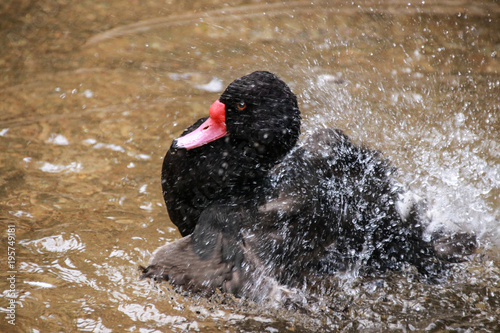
141, 71, 475, 298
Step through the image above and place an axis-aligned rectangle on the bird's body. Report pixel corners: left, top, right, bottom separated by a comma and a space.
141, 71, 475, 299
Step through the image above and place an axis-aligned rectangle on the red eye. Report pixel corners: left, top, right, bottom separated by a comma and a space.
237, 102, 246, 110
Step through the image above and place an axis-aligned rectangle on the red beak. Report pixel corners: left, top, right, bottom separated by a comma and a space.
174, 100, 227, 149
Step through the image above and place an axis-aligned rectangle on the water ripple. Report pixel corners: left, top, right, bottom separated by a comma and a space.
20, 233, 86, 254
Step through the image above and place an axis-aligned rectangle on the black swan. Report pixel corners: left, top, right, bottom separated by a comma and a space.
141, 71, 475, 298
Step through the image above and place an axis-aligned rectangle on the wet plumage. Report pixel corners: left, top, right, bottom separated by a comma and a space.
141, 71, 475, 299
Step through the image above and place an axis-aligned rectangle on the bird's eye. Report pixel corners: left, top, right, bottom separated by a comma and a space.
236, 102, 247, 110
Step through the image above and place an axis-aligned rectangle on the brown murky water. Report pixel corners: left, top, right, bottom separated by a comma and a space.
1, 0, 499, 332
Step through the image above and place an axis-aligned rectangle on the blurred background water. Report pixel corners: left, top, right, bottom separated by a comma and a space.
0, 0, 499, 332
